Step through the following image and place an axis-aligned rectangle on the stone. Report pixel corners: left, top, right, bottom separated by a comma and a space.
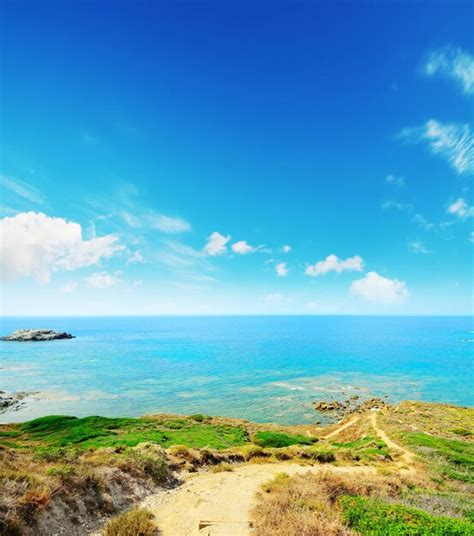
1, 329, 75, 341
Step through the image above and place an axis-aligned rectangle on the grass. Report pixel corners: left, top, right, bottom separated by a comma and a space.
104, 508, 157, 536
14, 414, 250, 450
403, 432, 474, 483
340, 496, 474, 535
253, 431, 317, 448
252, 470, 403, 536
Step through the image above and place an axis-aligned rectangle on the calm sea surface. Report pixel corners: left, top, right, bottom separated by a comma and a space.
1, 316, 472, 424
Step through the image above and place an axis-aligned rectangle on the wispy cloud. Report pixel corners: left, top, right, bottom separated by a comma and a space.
399, 120, 473, 175
424, 45, 474, 95
409, 241, 431, 254
85, 271, 123, 289
381, 200, 413, 212
120, 210, 191, 233
126, 250, 144, 264
282, 245, 292, 253
1, 174, 46, 204
305, 254, 363, 277
447, 198, 474, 219
412, 213, 435, 231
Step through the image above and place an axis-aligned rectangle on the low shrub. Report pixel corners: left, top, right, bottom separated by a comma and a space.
104, 508, 157, 536
211, 463, 234, 473
124, 446, 169, 484
190, 414, 207, 422
309, 449, 336, 463
241, 445, 270, 460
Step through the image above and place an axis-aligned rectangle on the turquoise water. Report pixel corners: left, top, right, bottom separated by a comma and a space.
1, 316, 472, 424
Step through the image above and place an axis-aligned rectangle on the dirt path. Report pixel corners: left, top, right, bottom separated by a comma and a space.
321, 414, 360, 440
92, 412, 416, 535
369, 411, 416, 472
143, 463, 376, 536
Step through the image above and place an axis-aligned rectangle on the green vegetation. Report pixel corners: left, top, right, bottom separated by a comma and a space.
331, 435, 391, 462
14, 414, 249, 450
104, 508, 157, 536
452, 428, 472, 437
340, 496, 474, 535
253, 431, 317, 448
404, 432, 474, 483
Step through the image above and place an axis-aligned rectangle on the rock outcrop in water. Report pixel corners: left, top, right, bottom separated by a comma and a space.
0, 329, 75, 341
313, 397, 388, 420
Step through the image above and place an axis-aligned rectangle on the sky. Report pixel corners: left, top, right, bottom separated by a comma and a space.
1, 1, 473, 316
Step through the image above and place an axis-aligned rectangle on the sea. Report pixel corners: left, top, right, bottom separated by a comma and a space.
1, 315, 472, 424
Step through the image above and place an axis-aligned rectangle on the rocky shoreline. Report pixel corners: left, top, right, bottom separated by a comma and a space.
0, 391, 38, 415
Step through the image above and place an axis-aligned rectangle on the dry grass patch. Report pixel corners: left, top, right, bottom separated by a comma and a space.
104, 508, 157, 536
252, 471, 402, 536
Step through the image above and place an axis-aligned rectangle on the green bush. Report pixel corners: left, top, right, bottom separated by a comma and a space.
340, 495, 474, 535
254, 431, 315, 448
190, 414, 207, 422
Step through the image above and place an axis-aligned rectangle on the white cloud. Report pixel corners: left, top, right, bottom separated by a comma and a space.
447, 198, 474, 219
385, 174, 405, 187
470, 231, 474, 243
282, 245, 292, 253
232, 240, 255, 254
203, 232, 231, 256
305, 254, 364, 277
400, 120, 473, 175
150, 214, 191, 233
409, 241, 431, 254
132, 279, 143, 288
120, 210, 191, 233
0, 212, 124, 282
350, 271, 409, 305
275, 262, 288, 277
424, 45, 474, 95
1, 175, 45, 204
85, 271, 122, 289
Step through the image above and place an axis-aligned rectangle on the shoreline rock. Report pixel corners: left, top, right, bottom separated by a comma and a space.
313, 397, 388, 420
0, 391, 38, 414
0, 329, 75, 342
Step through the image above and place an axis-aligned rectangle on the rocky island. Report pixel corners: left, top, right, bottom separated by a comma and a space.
0, 329, 75, 341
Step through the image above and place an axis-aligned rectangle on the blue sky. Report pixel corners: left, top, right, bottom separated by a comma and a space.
1, 1, 473, 315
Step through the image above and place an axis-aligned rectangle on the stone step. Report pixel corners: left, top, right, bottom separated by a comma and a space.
198, 519, 253, 535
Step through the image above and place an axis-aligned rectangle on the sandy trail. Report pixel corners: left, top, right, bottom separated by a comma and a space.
92, 412, 416, 535
321, 414, 360, 439
369, 411, 416, 471
143, 463, 376, 536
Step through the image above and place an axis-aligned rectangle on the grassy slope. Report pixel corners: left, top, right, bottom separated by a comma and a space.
252, 401, 474, 536
1, 401, 473, 535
